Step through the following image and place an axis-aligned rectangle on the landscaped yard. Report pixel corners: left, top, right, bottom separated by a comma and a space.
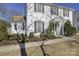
26, 39, 77, 56
0, 35, 79, 56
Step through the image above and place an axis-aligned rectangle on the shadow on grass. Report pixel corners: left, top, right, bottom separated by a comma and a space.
16, 34, 27, 56
19, 43, 27, 56
40, 39, 50, 56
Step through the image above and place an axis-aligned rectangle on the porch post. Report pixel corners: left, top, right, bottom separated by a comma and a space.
62, 24, 64, 35
54, 22, 56, 36
57, 22, 58, 35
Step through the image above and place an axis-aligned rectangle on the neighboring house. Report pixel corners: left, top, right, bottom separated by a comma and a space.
9, 3, 79, 36
73, 11, 79, 32
8, 16, 25, 34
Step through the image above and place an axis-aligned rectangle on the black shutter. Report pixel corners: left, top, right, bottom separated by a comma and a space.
15, 22, 17, 30
34, 3, 36, 12
43, 22, 44, 32
68, 11, 69, 17
34, 21, 36, 33
42, 4, 44, 13
57, 8, 58, 15
22, 22, 25, 30
51, 7, 52, 15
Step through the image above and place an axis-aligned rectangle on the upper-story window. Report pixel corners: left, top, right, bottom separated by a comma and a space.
63, 9, 69, 17
51, 7, 58, 15
34, 3, 44, 13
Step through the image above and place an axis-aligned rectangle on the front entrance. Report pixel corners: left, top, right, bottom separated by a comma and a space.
50, 16, 66, 36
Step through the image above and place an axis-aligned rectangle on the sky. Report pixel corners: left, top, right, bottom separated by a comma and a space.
3, 3, 25, 16
4, 3, 79, 14
2, 3, 79, 15
56, 3, 79, 11
1, 3, 79, 20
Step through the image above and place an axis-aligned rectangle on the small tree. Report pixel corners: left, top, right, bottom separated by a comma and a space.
0, 20, 10, 41
0, 25, 8, 41
64, 20, 76, 36
29, 32, 35, 39
47, 22, 54, 38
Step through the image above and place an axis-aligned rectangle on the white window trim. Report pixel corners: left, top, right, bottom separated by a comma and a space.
36, 4, 43, 13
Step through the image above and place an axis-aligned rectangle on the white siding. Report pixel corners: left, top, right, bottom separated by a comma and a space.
26, 3, 73, 36
10, 3, 73, 36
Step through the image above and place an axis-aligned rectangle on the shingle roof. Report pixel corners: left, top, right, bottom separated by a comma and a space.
12, 16, 24, 22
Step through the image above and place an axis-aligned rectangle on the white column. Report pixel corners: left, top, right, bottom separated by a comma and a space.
62, 24, 64, 35
56, 22, 58, 35
54, 22, 56, 36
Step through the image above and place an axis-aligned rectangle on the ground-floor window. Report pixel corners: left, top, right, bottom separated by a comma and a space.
14, 22, 25, 30
34, 21, 44, 33
77, 26, 79, 30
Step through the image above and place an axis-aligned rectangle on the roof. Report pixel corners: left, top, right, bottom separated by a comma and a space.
11, 16, 24, 22
42, 3, 75, 11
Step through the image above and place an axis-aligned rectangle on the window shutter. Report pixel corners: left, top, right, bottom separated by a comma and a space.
51, 7, 52, 15
42, 4, 44, 13
22, 22, 25, 30
34, 21, 37, 33
43, 22, 44, 32
15, 22, 17, 30
34, 3, 36, 12
57, 8, 58, 15
68, 11, 69, 17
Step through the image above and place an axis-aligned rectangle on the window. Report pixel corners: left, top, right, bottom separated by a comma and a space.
63, 9, 69, 17
34, 3, 44, 13
77, 26, 79, 30
14, 22, 17, 30
51, 7, 58, 15
77, 17, 79, 21
34, 21, 44, 33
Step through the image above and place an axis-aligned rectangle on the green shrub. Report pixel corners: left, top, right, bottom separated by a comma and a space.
16, 34, 25, 43
64, 20, 76, 36
40, 32, 47, 39
0, 20, 11, 41
0, 25, 8, 41
46, 22, 54, 38
29, 32, 35, 39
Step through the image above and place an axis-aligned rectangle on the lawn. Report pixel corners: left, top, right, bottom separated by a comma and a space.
0, 34, 79, 56
26, 40, 78, 56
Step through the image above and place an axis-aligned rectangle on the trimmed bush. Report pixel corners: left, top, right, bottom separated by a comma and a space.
0, 25, 8, 41
29, 32, 35, 39
64, 20, 76, 36
0, 19, 10, 41
46, 22, 54, 38
16, 34, 25, 43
